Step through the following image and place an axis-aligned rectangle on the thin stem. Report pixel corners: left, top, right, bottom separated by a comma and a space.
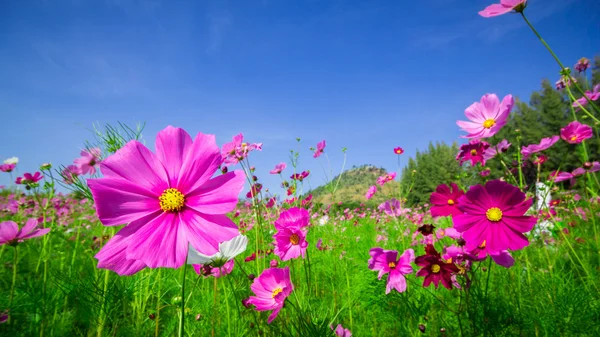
8, 245, 18, 325
178, 262, 188, 337
155, 269, 162, 337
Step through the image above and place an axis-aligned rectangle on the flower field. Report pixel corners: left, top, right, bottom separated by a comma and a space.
1, 1, 600, 336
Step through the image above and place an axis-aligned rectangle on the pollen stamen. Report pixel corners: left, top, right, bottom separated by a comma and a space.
272, 287, 283, 298
486, 207, 503, 222
159, 188, 185, 212
482, 119, 496, 129
289, 234, 300, 245
431, 264, 441, 273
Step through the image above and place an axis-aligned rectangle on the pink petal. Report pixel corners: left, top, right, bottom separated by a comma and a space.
177, 133, 223, 195
0, 221, 19, 243
95, 223, 147, 276
480, 94, 500, 119
186, 170, 245, 214
99, 140, 169, 195
182, 211, 239, 256
18, 218, 39, 236
479, 3, 513, 17
155, 126, 193, 187
126, 212, 187, 268
88, 178, 161, 226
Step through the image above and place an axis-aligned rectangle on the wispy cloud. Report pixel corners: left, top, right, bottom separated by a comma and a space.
206, 12, 233, 54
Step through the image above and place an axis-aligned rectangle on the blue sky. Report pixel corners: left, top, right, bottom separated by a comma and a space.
1, 0, 599, 196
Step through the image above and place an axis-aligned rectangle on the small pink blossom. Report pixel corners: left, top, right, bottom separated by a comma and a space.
269, 162, 286, 174
457, 94, 513, 138
313, 140, 326, 158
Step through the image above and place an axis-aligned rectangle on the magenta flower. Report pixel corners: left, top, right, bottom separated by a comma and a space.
483, 139, 511, 161
573, 85, 600, 110
221, 133, 262, 166
457, 94, 513, 139
560, 121, 593, 144
274, 207, 310, 230
479, 0, 527, 18
456, 140, 490, 166
521, 136, 560, 160
15, 172, 43, 185
290, 171, 310, 181
365, 185, 377, 200
379, 198, 404, 217
62, 165, 81, 184
548, 171, 576, 185
313, 140, 326, 158
573, 162, 600, 176
273, 226, 308, 261
368, 248, 414, 294
376, 172, 396, 186
393, 147, 404, 155
0, 164, 16, 173
88, 126, 245, 273
246, 266, 294, 323
74, 148, 102, 175
269, 162, 286, 174
575, 57, 590, 73
0, 219, 50, 246
430, 183, 464, 218
415, 245, 459, 290
332, 324, 352, 337
453, 180, 536, 255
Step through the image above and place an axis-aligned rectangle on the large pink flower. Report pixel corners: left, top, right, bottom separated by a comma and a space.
430, 183, 464, 218
479, 0, 527, 18
88, 126, 245, 274
74, 148, 102, 175
560, 121, 593, 144
368, 248, 414, 294
457, 94, 513, 139
246, 266, 294, 323
453, 180, 536, 255
0, 219, 50, 246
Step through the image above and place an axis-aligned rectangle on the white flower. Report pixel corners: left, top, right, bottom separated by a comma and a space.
187, 235, 248, 267
318, 215, 329, 226
3, 157, 18, 165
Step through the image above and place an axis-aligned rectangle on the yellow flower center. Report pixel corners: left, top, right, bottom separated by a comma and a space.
482, 119, 496, 129
447, 199, 455, 205
388, 261, 396, 269
431, 264, 441, 273
289, 234, 300, 245
470, 149, 478, 156
159, 188, 185, 212
479, 240, 487, 249
570, 135, 578, 141
272, 287, 283, 298
486, 208, 503, 222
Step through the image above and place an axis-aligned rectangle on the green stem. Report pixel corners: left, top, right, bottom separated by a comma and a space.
155, 269, 162, 337
520, 12, 600, 113
178, 263, 188, 337
8, 245, 18, 325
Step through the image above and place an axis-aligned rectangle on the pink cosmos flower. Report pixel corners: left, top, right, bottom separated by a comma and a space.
548, 171, 576, 186
273, 226, 308, 261
0, 164, 16, 173
415, 245, 459, 290
313, 140, 326, 158
457, 94, 513, 139
483, 139, 511, 161
573, 85, 600, 110
379, 199, 404, 217
575, 57, 590, 73
572, 162, 600, 176
376, 172, 396, 186
456, 140, 490, 166
221, 133, 262, 166
246, 266, 293, 323
479, 0, 527, 18
368, 248, 414, 294
88, 126, 245, 274
62, 165, 81, 184
393, 147, 404, 155
15, 172, 43, 185
0, 219, 50, 246
192, 259, 234, 278
453, 180, 536, 255
290, 171, 310, 181
74, 148, 102, 175
332, 324, 352, 337
430, 183, 464, 218
365, 185, 377, 200
521, 136, 560, 160
269, 162, 286, 174
560, 121, 593, 144
274, 207, 310, 230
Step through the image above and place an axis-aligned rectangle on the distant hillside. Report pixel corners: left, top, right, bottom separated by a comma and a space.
307, 164, 400, 205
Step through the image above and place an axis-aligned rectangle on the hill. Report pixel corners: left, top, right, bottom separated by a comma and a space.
307, 164, 400, 206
